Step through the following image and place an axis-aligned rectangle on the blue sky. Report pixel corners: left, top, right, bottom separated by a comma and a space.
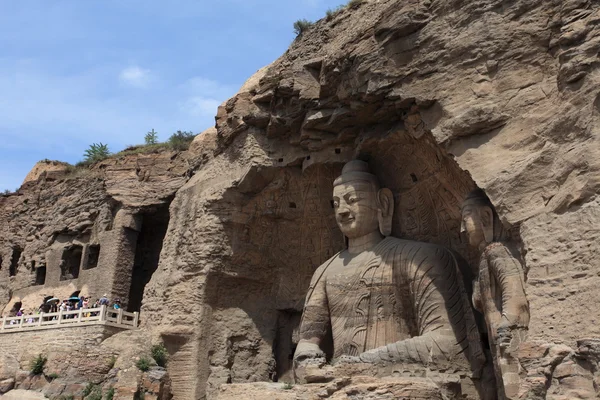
0, 0, 345, 191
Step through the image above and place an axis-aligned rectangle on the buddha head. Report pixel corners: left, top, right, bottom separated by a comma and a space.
332, 160, 394, 239
461, 189, 506, 248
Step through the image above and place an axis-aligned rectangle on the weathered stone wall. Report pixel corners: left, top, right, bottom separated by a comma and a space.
0, 149, 191, 315
0, 325, 120, 382
139, 0, 600, 398
1, 0, 599, 399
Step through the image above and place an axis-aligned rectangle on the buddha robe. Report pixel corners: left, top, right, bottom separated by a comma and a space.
298, 236, 484, 373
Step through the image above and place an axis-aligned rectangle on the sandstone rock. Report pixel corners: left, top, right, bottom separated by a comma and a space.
0, 379, 15, 394
0, 355, 18, 382
0, 389, 47, 399
1, 0, 600, 399
21, 160, 70, 186
211, 376, 453, 400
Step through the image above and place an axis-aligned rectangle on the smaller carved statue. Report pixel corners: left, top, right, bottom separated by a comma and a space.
461, 189, 530, 400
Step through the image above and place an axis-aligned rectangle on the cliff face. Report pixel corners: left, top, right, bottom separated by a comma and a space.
141, 0, 600, 398
1, 0, 599, 399
0, 149, 192, 315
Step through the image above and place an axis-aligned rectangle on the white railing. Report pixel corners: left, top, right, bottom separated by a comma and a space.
0, 305, 139, 333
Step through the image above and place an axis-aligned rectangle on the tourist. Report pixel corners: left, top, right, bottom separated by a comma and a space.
99, 294, 110, 306
113, 299, 121, 310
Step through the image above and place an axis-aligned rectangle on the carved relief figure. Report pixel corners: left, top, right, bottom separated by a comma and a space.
294, 160, 485, 376
461, 189, 530, 400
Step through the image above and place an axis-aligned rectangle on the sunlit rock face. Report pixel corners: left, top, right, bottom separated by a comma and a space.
1, 0, 600, 399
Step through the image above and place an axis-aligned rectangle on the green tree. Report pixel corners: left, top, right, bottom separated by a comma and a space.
83, 143, 110, 163
145, 129, 159, 145
167, 131, 195, 151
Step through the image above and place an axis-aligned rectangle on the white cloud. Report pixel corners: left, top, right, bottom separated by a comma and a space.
119, 66, 152, 88
178, 76, 239, 117
182, 96, 222, 117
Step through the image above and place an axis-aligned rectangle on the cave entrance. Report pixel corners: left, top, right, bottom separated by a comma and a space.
60, 245, 83, 281
273, 310, 302, 383
84, 244, 100, 270
35, 266, 46, 285
9, 247, 22, 277
127, 203, 170, 312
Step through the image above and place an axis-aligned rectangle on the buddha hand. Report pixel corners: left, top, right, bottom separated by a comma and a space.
294, 341, 326, 364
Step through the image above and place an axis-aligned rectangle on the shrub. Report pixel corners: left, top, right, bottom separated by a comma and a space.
136, 356, 151, 372
326, 5, 344, 20
134, 390, 146, 400
83, 143, 110, 163
2, 189, 11, 195
167, 131, 195, 151
347, 0, 366, 9
151, 344, 168, 367
145, 129, 159, 145
30, 354, 47, 375
283, 382, 294, 390
83, 383, 102, 400
57, 395, 74, 400
47, 372, 59, 380
105, 387, 115, 400
107, 355, 116, 369
114, 143, 169, 158
293, 19, 314, 37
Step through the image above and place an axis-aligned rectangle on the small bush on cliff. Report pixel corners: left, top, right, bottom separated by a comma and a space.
47, 372, 59, 380
105, 387, 115, 400
347, 0, 366, 9
151, 343, 168, 367
136, 356, 151, 372
83, 142, 110, 163
107, 355, 117, 369
325, 5, 344, 20
83, 383, 102, 400
167, 130, 195, 151
145, 129, 159, 145
293, 19, 314, 37
30, 354, 47, 375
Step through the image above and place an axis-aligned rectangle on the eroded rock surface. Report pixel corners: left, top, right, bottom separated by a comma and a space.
140, 0, 600, 398
0, 0, 599, 399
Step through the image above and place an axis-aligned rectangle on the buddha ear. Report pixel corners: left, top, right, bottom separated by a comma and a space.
481, 206, 494, 243
377, 188, 394, 236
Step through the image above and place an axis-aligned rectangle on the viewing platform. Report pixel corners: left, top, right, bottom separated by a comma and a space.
0, 306, 139, 333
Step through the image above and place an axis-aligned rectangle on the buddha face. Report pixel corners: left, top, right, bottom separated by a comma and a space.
332, 180, 380, 239
461, 203, 492, 248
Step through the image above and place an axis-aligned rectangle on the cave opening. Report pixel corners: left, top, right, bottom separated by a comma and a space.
9, 247, 22, 277
84, 244, 100, 270
273, 310, 302, 383
127, 203, 170, 312
60, 245, 83, 281
35, 266, 46, 285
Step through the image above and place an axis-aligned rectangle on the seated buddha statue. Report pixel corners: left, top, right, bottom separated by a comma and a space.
293, 160, 485, 376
